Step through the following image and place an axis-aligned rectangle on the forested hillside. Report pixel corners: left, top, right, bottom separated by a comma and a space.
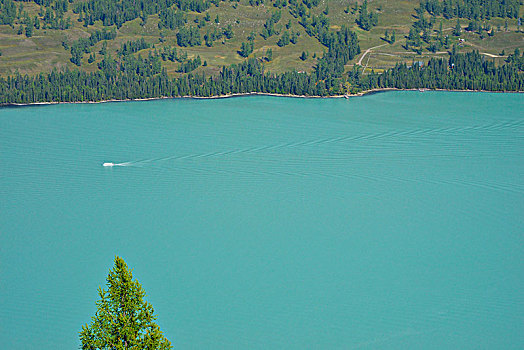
0, 0, 522, 103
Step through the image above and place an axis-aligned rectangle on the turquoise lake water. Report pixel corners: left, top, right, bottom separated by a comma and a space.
1, 92, 523, 349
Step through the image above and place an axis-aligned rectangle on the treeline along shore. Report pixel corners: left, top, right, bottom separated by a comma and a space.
1, 0, 523, 105
1, 47, 523, 105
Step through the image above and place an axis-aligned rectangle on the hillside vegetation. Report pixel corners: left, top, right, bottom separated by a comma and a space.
0, 0, 522, 102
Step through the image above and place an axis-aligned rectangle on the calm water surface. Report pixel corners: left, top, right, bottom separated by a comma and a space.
1, 92, 523, 349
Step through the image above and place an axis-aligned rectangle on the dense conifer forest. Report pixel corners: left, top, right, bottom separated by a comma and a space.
1, 48, 522, 104
0, 0, 522, 104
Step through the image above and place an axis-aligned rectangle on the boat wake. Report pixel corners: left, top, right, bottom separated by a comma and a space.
102, 162, 133, 167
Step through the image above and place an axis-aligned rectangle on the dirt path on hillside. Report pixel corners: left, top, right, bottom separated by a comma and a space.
357, 43, 388, 65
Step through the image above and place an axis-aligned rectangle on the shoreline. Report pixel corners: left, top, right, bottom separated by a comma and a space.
1, 88, 522, 107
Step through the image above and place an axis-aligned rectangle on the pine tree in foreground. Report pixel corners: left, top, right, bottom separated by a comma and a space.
80, 256, 172, 350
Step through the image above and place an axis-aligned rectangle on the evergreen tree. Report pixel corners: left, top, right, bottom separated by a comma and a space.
290, 31, 298, 44
277, 31, 291, 47
204, 29, 217, 47
100, 41, 107, 55
266, 48, 273, 61
79, 257, 172, 350
422, 28, 430, 43
352, 1, 358, 14
176, 26, 202, 47
261, 10, 282, 39
0, 0, 17, 25
356, 0, 378, 31
239, 41, 254, 57
25, 18, 33, 37
407, 27, 422, 50
300, 51, 308, 60
158, 8, 186, 30
178, 55, 202, 72
454, 19, 461, 36
223, 24, 233, 39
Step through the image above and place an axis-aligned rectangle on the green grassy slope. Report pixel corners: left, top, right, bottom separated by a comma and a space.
0, 0, 522, 78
